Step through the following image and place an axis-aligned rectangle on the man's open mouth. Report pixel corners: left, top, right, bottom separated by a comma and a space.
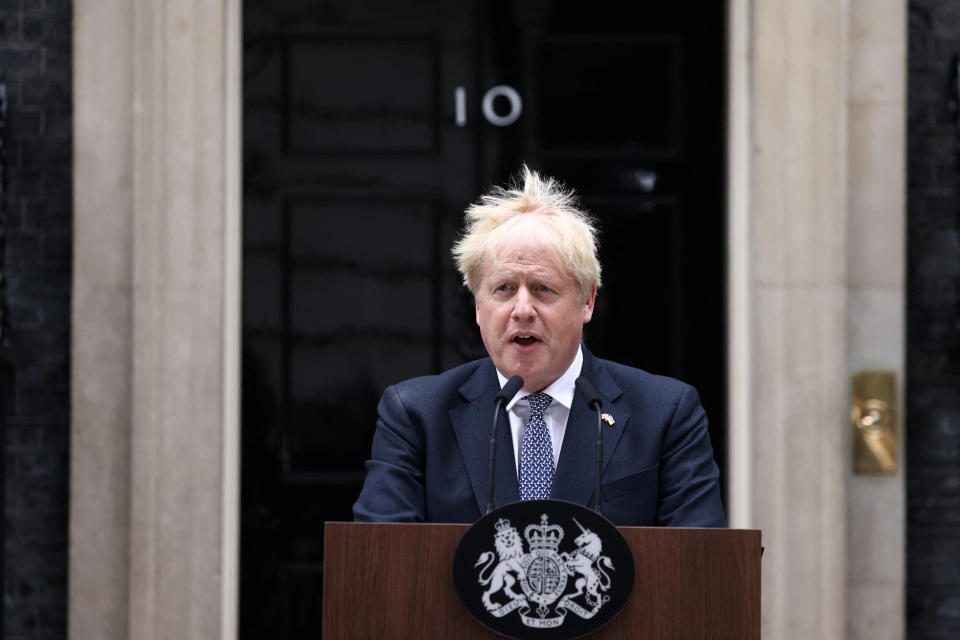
513, 335, 539, 346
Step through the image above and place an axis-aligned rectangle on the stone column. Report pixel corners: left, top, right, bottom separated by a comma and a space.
846, 1, 906, 638
745, 1, 851, 638
71, 1, 241, 639
71, 0, 133, 635
729, 1, 908, 638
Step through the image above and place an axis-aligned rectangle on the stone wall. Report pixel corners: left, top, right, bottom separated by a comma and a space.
907, 2, 960, 637
0, 0, 73, 638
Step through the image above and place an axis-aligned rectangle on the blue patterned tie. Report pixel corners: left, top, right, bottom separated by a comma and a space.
518, 392, 554, 500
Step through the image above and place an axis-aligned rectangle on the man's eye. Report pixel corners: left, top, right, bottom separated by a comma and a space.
496, 284, 511, 291
537, 284, 551, 293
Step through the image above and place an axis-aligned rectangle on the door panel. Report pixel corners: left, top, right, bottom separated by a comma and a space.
535, 37, 682, 154
285, 38, 440, 153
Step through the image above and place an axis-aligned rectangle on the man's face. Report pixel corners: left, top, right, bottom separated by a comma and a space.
474, 218, 596, 392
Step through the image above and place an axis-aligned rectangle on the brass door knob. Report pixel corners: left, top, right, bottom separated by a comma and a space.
851, 372, 896, 474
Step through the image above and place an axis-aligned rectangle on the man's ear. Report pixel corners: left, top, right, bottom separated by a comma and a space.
475, 297, 481, 326
582, 284, 597, 323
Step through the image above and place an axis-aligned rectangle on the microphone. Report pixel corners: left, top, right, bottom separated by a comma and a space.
487, 375, 524, 514
575, 376, 604, 514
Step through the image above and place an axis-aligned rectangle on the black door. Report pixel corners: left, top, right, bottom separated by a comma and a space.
241, 2, 725, 637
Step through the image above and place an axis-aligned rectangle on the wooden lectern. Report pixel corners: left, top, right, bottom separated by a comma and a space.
323, 522, 761, 639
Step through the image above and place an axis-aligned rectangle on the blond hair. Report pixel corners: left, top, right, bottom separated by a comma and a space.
452, 166, 602, 302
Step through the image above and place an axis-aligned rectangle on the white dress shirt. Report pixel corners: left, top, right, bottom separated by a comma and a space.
495, 346, 583, 475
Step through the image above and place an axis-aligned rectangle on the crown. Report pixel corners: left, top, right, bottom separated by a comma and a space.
524, 514, 564, 551
495, 518, 513, 533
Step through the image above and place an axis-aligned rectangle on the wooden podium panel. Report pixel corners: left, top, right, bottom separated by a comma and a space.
323, 522, 760, 639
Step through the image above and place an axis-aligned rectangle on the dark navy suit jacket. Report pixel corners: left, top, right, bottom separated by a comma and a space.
352, 348, 725, 526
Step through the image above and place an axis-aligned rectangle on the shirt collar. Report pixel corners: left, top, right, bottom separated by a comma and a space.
495, 345, 583, 411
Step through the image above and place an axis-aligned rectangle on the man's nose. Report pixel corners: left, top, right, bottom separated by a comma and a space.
511, 286, 537, 319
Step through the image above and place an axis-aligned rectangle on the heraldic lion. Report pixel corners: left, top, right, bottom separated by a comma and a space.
475, 519, 526, 611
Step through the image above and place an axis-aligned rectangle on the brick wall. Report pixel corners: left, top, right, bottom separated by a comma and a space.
908, 1, 960, 638
0, 0, 72, 638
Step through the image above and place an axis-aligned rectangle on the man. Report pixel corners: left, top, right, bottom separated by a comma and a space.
353, 167, 724, 527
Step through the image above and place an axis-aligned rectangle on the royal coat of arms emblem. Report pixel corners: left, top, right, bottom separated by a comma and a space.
474, 513, 616, 629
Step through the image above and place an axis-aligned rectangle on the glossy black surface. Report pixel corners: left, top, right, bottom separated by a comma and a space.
453, 500, 634, 640
241, 2, 725, 637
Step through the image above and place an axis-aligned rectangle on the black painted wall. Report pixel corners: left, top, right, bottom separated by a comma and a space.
0, 0, 72, 639
908, 2, 960, 638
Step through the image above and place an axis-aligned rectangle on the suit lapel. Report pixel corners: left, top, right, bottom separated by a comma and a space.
551, 389, 596, 504
448, 362, 520, 516
552, 348, 631, 506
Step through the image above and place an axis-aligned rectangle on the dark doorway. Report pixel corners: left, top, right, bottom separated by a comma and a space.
241, 1, 725, 637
